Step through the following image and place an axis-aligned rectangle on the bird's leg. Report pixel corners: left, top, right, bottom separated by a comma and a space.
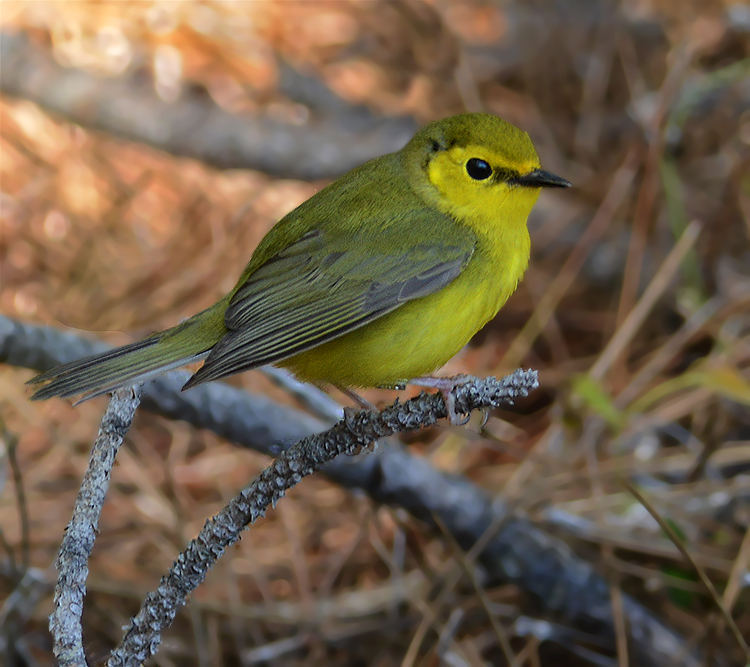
334, 386, 381, 455
407, 374, 476, 425
335, 385, 378, 412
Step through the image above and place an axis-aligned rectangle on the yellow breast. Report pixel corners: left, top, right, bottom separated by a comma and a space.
282, 224, 530, 388
283, 133, 540, 387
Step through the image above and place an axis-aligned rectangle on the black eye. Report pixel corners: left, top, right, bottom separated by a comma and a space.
466, 158, 492, 180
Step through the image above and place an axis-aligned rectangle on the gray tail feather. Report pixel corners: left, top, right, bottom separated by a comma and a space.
27, 336, 207, 403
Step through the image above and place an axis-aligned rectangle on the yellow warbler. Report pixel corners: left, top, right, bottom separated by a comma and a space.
29, 113, 569, 420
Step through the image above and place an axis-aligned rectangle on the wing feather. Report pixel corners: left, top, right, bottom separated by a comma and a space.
183, 210, 474, 389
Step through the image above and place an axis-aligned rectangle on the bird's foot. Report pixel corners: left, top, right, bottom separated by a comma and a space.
408, 374, 478, 425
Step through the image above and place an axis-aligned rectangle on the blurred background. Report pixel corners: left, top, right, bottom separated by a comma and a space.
1, 0, 749, 665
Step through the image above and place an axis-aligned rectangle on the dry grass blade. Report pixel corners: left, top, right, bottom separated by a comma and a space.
432, 512, 517, 665
614, 296, 726, 409
1, 2, 748, 665
614, 42, 694, 332
723, 527, 750, 614
589, 219, 702, 380
624, 480, 750, 660
609, 577, 629, 667
502, 149, 639, 369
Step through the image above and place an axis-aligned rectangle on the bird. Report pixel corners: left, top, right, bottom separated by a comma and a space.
28, 112, 570, 422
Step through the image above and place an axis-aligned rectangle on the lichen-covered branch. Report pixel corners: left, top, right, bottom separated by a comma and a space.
107, 372, 537, 666
1, 316, 702, 667
50, 386, 142, 667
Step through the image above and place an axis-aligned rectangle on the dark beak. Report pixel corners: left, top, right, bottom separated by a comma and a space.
512, 169, 571, 189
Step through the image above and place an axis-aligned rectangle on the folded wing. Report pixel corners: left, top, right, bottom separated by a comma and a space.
183, 211, 474, 388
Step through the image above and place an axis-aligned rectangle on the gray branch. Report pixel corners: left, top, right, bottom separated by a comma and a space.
108, 373, 537, 666
49, 385, 142, 666
0, 31, 417, 180
0, 316, 705, 667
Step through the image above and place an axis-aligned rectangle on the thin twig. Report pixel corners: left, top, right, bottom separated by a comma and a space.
6, 441, 29, 574
107, 372, 538, 667
0, 419, 29, 575
260, 365, 343, 422
0, 528, 16, 577
50, 385, 142, 667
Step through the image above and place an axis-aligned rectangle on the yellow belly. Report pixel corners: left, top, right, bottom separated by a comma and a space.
281, 240, 527, 387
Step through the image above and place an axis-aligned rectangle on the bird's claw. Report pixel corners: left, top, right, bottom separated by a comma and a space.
408, 374, 480, 426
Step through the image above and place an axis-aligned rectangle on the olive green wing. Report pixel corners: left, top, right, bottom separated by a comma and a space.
183, 210, 475, 388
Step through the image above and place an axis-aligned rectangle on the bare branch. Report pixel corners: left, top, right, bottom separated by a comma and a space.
108, 372, 537, 666
49, 386, 142, 667
0, 32, 417, 180
1, 316, 704, 667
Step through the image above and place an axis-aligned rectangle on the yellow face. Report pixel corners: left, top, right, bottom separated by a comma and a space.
402, 113, 569, 236
426, 143, 542, 233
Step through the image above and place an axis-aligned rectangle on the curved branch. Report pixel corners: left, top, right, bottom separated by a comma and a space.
1, 316, 703, 667
108, 372, 537, 666
0, 32, 417, 180
50, 386, 142, 666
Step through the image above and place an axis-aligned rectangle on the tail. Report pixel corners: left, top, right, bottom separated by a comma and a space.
27, 302, 228, 403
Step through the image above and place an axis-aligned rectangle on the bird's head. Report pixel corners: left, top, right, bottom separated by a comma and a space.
403, 113, 570, 229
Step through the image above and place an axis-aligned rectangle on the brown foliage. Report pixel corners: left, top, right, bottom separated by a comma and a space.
1, 1, 749, 665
